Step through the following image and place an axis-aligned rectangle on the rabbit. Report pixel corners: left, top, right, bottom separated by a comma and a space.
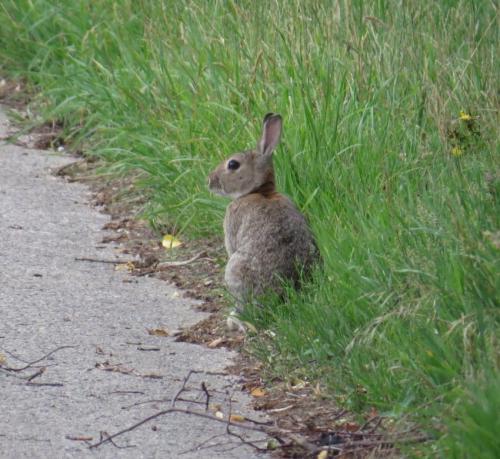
208, 113, 319, 312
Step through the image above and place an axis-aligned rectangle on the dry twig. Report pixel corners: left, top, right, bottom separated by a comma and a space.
74, 257, 129, 264
156, 251, 206, 268
0, 345, 76, 372
87, 369, 429, 456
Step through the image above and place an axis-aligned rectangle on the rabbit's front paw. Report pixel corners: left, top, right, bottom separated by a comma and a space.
226, 310, 246, 333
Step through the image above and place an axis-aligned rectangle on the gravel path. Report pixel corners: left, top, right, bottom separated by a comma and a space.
0, 106, 265, 458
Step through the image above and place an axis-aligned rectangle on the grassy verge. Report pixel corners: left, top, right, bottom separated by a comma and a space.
1, 0, 498, 455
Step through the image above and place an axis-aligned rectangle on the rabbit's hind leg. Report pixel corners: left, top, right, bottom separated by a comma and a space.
224, 252, 251, 332
225, 251, 255, 303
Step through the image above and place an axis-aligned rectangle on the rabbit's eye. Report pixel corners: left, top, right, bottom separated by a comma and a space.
227, 159, 240, 170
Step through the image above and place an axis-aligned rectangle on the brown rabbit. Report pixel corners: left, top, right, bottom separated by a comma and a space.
208, 113, 319, 308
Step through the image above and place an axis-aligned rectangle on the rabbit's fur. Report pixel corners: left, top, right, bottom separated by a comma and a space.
208, 113, 318, 303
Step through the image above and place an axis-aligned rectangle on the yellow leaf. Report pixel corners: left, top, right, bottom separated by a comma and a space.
250, 387, 266, 397
115, 262, 134, 272
317, 451, 328, 459
229, 414, 245, 422
162, 234, 182, 250
0, 353, 6, 366
147, 328, 169, 337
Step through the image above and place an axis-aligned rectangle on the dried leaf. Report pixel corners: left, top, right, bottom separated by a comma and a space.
215, 411, 224, 419
250, 387, 267, 397
147, 328, 169, 337
0, 353, 6, 366
317, 451, 328, 459
114, 262, 134, 272
229, 414, 245, 422
344, 422, 360, 432
162, 234, 182, 250
207, 337, 226, 348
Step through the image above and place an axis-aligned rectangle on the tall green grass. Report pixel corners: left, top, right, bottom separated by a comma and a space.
1, 0, 498, 455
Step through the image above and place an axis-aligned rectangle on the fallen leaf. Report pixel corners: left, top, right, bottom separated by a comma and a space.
147, 328, 169, 337
162, 234, 182, 250
0, 353, 6, 366
208, 337, 226, 348
317, 451, 328, 459
344, 422, 360, 432
250, 387, 267, 397
229, 414, 245, 422
215, 411, 224, 419
114, 262, 134, 272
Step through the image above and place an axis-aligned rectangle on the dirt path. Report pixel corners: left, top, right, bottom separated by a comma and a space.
0, 106, 266, 458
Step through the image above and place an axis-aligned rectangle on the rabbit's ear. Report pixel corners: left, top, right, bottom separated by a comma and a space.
258, 113, 282, 156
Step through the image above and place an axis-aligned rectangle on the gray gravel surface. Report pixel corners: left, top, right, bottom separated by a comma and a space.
0, 106, 266, 458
